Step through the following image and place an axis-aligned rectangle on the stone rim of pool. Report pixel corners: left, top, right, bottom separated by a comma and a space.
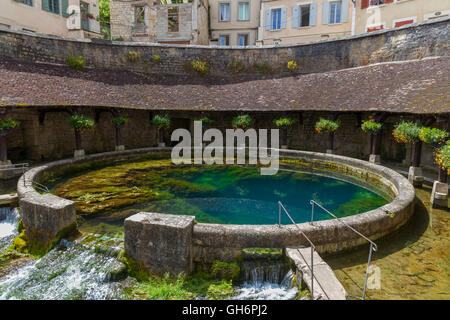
17, 147, 415, 255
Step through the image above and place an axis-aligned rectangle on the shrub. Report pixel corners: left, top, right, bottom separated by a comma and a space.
419, 127, 449, 148
392, 121, 421, 144
254, 61, 273, 75
0, 118, 21, 132
211, 261, 240, 280
274, 117, 296, 128
435, 141, 450, 174
66, 55, 85, 71
227, 61, 246, 74
127, 50, 141, 62
151, 114, 171, 130
315, 118, 340, 134
152, 55, 161, 63
206, 280, 236, 300
287, 60, 298, 72
361, 119, 383, 135
232, 115, 252, 130
111, 115, 130, 128
68, 114, 95, 131
194, 117, 214, 124
191, 60, 209, 75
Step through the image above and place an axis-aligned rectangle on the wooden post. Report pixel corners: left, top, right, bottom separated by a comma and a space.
115, 126, 121, 147
0, 135, 7, 163
412, 141, 422, 167
74, 130, 81, 150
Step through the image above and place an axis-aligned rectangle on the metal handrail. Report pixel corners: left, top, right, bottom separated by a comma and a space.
278, 201, 328, 300
0, 162, 29, 171
309, 199, 377, 300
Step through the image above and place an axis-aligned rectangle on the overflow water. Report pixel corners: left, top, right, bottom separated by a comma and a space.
0, 207, 20, 251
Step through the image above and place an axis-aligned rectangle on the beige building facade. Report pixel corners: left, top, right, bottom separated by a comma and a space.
257, 0, 353, 45
0, 0, 101, 38
356, 0, 450, 34
110, 0, 209, 45
209, 0, 261, 46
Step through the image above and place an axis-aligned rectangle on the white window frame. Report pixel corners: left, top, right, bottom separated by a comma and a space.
392, 16, 416, 28
365, 22, 386, 33
368, 0, 386, 7
238, 1, 250, 21
219, 2, 231, 22
329, 0, 342, 25
218, 34, 230, 46
270, 7, 283, 31
297, 2, 313, 28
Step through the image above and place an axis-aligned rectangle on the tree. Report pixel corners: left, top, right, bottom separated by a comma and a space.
98, 0, 110, 40
68, 114, 95, 151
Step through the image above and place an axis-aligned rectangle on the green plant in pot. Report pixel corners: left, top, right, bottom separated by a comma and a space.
68, 114, 95, 157
232, 115, 252, 130
361, 119, 383, 162
0, 118, 21, 163
420, 127, 449, 184
315, 118, 340, 153
274, 117, 296, 148
111, 115, 130, 151
151, 114, 171, 147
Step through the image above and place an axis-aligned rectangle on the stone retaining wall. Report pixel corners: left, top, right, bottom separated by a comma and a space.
0, 18, 448, 76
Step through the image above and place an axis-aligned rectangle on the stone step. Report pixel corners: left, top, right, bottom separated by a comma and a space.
286, 246, 347, 300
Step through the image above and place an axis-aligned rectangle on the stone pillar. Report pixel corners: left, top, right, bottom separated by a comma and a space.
115, 145, 125, 151
408, 166, 424, 187
369, 154, 380, 164
124, 212, 195, 275
431, 181, 448, 208
74, 149, 85, 158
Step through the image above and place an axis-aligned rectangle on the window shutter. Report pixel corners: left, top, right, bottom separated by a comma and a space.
292, 5, 300, 28
281, 7, 287, 29
341, 0, 349, 23
265, 9, 271, 30
62, 0, 69, 17
42, 0, 50, 12
322, 2, 329, 25
361, 0, 369, 9
385, 0, 394, 3
310, 3, 317, 26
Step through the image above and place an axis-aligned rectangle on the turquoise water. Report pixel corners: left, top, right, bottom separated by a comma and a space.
76, 165, 388, 233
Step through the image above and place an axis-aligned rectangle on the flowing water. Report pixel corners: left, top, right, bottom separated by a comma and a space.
0, 207, 20, 251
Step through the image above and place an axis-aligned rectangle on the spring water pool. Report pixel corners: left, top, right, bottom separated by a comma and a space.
49, 161, 388, 236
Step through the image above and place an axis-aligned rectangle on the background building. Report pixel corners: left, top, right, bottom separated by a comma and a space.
209, 0, 261, 46
257, 0, 353, 45
356, 0, 450, 34
0, 0, 101, 38
110, 0, 209, 45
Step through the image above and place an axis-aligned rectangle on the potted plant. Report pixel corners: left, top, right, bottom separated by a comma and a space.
0, 118, 21, 164
68, 114, 95, 158
393, 121, 423, 186
315, 118, 340, 154
274, 117, 296, 149
111, 115, 130, 151
361, 119, 383, 164
232, 115, 252, 130
151, 114, 171, 147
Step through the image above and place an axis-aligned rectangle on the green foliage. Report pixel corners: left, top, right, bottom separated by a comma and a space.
0, 118, 21, 131
111, 115, 130, 128
152, 55, 161, 63
419, 127, 449, 147
191, 60, 209, 75
392, 121, 421, 144
274, 117, 296, 128
127, 51, 141, 62
206, 280, 236, 300
227, 61, 246, 74
113, 37, 124, 41
315, 118, 340, 134
68, 114, 95, 132
66, 55, 85, 71
232, 114, 252, 130
151, 114, 171, 130
122, 254, 150, 282
254, 61, 273, 75
194, 117, 214, 124
98, 0, 110, 39
137, 273, 191, 300
435, 140, 450, 172
287, 60, 298, 72
361, 119, 383, 134
211, 261, 240, 280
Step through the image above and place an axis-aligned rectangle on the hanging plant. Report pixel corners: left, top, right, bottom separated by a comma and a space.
419, 127, 449, 148
68, 114, 95, 131
0, 118, 21, 135
232, 115, 252, 130
435, 141, 450, 175
111, 115, 130, 128
274, 117, 296, 128
392, 121, 421, 144
151, 114, 171, 130
194, 117, 214, 124
361, 119, 383, 135
315, 118, 340, 134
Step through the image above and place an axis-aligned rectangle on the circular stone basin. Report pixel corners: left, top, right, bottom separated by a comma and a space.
48, 159, 390, 235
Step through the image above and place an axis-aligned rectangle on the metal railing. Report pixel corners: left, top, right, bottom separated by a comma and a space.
309, 200, 378, 300
0, 162, 49, 193
278, 201, 328, 300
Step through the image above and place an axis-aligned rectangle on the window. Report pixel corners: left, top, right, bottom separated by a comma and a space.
219, 35, 230, 46
271, 9, 282, 30
219, 3, 231, 21
300, 4, 310, 27
237, 34, 249, 46
168, 6, 179, 32
80, 2, 89, 30
135, 6, 145, 25
369, 0, 385, 6
329, 1, 342, 24
238, 2, 250, 21
16, 0, 33, 6
42, 0, 60, 14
